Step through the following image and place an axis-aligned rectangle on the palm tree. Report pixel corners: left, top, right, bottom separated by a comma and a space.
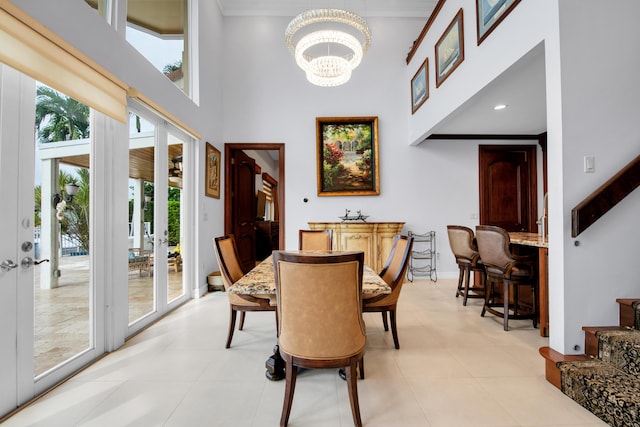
60, 168, 90, 252
34, 185, 41, 228
35, 86, 90, 143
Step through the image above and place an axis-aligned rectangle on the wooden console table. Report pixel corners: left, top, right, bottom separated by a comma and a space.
308, 222, 405, 273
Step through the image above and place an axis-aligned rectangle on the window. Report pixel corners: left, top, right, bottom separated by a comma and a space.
262, 173, 278, 221
126, 0, 189, 95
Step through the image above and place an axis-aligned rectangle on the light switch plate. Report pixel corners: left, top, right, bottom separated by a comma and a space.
584, 155, 595, 173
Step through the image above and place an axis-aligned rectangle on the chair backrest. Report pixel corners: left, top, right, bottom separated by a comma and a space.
379, 235, 414, 296
273, 251, 366, 359
214, 235, 245, 290
474, 225, 515, 275
298, 229, 333, 251
446, 225, 480, 265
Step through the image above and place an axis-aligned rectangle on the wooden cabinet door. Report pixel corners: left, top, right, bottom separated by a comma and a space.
340, 230, 374, 268
308, 222, 405, 272
376, 230, 398, 273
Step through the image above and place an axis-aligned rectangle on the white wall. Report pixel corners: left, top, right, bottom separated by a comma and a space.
549, 0, 640, 353
220, 16, 543, 280
222, 16, 472, 273
405, 0, 640, 353
195, 0, 225, 293
406, 0, 553, 144
16, 0, 640, 354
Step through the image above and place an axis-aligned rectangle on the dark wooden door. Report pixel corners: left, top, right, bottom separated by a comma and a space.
479, 145, 537, 232
231, 150, 257, 272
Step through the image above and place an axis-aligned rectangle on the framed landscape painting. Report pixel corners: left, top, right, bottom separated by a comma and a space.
435, 9, 464, 88
411, 58, 429, 114
316, 116, 380, 196
205, 142, 220, 198
476, 0, 521, 45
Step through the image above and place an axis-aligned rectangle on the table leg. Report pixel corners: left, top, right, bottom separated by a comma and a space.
265, 344, 285, 381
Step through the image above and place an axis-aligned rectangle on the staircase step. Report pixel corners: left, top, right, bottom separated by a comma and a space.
616, 298, 640, 329
539, 346, 590, 389
582, 326, 622, 357
596, 329, 640, 376
540, 299, 640, 425
558, 358, 640, 426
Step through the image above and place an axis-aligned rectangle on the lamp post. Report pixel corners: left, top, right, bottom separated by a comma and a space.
52, 183, 79, 207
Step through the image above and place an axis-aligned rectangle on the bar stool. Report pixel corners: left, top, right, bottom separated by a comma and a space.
475, 225, 538, 331
446, 225, 485, 306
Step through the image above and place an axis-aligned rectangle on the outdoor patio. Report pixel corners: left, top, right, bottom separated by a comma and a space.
33, 255, 184, 375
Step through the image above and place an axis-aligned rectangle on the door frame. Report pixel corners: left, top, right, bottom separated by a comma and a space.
224, 143, 285, 250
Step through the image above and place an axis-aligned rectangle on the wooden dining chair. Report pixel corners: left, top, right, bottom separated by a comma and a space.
273, 251, 366, 427
213, 235, 276, 348
298, 229, 333, 250
363, 234, 413, 349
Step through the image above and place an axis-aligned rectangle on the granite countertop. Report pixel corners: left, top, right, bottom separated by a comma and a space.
509, 232, 549, 248
230, 254, 391, 296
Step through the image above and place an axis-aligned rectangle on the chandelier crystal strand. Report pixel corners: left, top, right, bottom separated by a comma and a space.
285, 9, 371, 87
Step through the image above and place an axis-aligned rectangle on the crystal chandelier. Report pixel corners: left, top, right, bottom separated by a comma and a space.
285, 9, 371, 87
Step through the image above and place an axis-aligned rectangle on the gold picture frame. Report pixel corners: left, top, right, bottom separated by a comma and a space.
205, 142, 220, 198
316, 116, 380, 196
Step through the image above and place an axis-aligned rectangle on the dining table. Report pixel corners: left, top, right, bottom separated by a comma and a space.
228, 250, 391, 380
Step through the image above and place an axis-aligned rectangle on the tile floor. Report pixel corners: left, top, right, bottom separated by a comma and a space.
6, 278, 606, 426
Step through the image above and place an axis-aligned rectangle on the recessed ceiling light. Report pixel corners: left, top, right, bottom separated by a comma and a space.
494, 104, 508, 110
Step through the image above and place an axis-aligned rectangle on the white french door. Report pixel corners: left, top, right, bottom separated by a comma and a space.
0, 63, 105, 417
0, 64, 191, 420
127, 105, 188, 335
0, 62, 35, 417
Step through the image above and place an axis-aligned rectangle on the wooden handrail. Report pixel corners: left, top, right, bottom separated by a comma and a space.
571, 155, 640, 237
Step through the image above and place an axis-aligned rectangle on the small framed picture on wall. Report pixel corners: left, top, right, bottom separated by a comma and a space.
411, 58, 429, 114
476, 0, 522, 45
435, 9, 465, 88
205, 142, 220, 199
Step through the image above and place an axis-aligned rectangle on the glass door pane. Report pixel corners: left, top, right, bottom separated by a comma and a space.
167, 134, 184, 303
33, 83, 93, 377
128, 115, 156, 324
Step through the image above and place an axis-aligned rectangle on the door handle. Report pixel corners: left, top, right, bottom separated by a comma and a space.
1, 259, 18, 272
19, 258, 50, 269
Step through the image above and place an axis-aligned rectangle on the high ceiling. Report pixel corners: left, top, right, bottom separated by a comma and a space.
216, 0, 546, 138
84, 0, 545, 140
216, 0, 438, 17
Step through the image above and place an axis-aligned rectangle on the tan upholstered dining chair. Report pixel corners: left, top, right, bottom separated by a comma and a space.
475, 225, 538, 331
214, 235, 276, 348
273, 251, 366, 427
298, 229, 333, 250
446, 225, 485, 306
363, 234, 413, 349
